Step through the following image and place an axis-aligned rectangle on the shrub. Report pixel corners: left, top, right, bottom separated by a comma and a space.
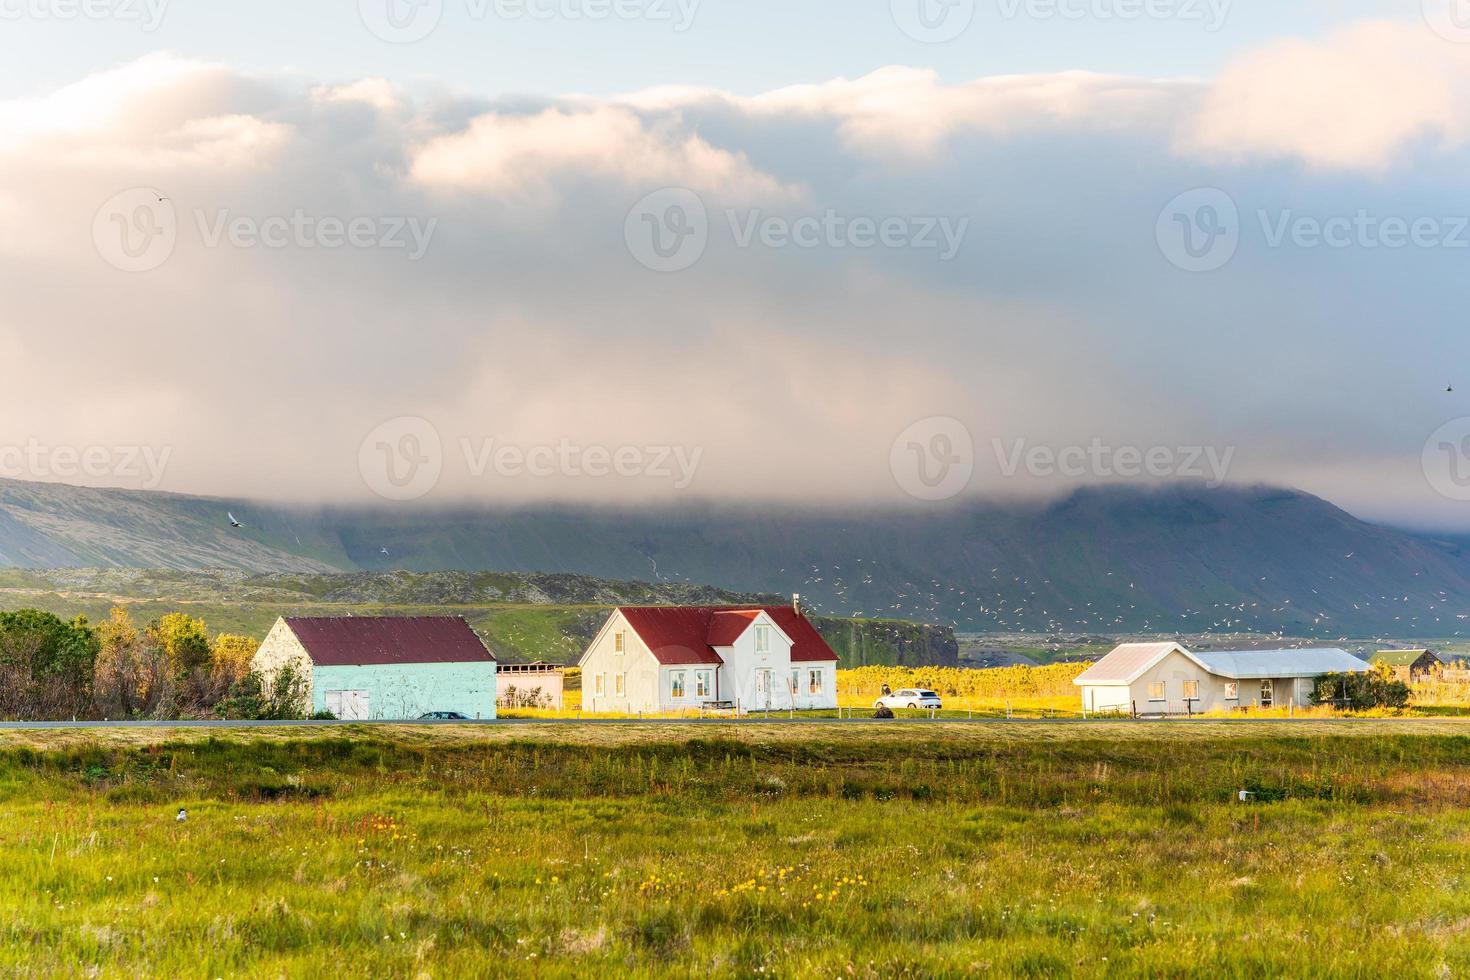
1313, 665, 1410, 711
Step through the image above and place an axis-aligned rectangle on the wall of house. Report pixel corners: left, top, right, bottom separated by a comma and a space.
1079, 651, 1324, 715
250, 618, 314, 709
718, 615, 793, 711
311, 661, 497, 720
580, 611, 662, 713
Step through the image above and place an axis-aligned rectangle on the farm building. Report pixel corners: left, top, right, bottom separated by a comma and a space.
496, 662, 566, 710
252, 616, 498, 720
1074, 641, 1370, 716
1370, 649, 1442, 683
578, 597, 839, 713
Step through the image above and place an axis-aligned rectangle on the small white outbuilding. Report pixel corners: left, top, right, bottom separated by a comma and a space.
1074, 641, 1370, 716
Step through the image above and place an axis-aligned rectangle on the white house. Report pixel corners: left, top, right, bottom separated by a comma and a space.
1074, 641, 1370, 716
578, 598, 840, 714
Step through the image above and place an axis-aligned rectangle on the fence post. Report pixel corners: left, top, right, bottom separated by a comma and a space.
1131, 700, 1137, 720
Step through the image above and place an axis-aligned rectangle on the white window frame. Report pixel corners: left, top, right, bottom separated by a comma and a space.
1147, 681, 1165, 702
791, 668, 801, 695
615, 673, 626, 696
614, 631, 625, 655
695, 670, 712, 698
809, 669, 823, 695
755, 625, 771, 654
1182, 680, 1200, 701
671, 670, 686, 699
1224, 682, 1239, 700
595, 673, 605, 696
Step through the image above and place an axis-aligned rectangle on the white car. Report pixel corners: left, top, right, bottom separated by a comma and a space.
875, 689, 943, 710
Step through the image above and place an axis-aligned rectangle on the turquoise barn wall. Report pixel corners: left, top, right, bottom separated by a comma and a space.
311, 661, 498, 720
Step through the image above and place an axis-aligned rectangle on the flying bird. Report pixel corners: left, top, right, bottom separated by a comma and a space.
227, 513, 243, 529
380, 547, 390, 557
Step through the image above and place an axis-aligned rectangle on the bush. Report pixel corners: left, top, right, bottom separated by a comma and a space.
873, 704, 895, 719
1313, 666, 1411, 711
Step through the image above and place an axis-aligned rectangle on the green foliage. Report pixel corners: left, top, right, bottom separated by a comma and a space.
149, 612, 212, 678
215, 666, 309, 721
0, 608, 99, 682
1313, 665, 1411, 710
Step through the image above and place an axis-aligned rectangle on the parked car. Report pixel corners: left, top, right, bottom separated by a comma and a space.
418, 711, 470, 721
874, 689, 943, 710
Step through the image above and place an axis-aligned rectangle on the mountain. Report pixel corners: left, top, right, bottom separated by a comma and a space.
2, 476, 1468, 636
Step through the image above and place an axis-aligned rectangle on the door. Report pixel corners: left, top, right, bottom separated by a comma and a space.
1260, 679, 1274, 709
754, 669, 772, 709
326, 690, 371, 721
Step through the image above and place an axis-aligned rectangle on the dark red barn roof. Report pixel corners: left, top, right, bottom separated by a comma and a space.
615, 606, 839, 666
284, 616, 495, 667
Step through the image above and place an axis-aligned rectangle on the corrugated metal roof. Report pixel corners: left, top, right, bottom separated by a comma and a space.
1189, 648, 1368, 679
285, 616, 494, 667
1073, 642, 1184, 685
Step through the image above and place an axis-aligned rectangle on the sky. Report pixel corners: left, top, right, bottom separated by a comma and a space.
3, 0, 1470, 529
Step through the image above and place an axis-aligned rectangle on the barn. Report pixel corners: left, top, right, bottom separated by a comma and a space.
252, 616, 498, 720
1370, 649, 1442, 683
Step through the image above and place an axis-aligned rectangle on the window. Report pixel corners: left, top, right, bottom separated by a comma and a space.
1147, 682, 1165, 701
755, 625, 771, 654
595, 673, 605, 696
809, 669, 823, 694
671, 671, 686, 698
1224, 682, 1239, 700
614, 631, 625, 654
1182, 680, 1200, 701
695, 670, 712, 698
615, 673, 626, 696
791, 669, 801, 695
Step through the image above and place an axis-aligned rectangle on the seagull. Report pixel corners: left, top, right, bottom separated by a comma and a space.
380, 547, 390, 557
227, 513, 243, 529
176, 808, 187, 822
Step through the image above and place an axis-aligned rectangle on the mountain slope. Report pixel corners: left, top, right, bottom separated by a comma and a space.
2, 477, 1467, 635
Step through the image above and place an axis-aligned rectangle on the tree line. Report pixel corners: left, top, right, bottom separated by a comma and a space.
0, 608, 306, 721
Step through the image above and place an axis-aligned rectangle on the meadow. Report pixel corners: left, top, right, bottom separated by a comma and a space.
5, 722, 1470, 976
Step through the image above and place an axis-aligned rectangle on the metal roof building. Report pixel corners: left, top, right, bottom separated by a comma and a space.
1075, 641, 1369, 716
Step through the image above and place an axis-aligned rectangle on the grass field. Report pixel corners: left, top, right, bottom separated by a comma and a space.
6, 722, 1470, 976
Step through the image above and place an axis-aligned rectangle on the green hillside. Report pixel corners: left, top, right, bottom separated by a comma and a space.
0, 569, 958, 667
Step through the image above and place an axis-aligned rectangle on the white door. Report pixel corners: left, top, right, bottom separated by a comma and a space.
755, 669, 772, 709
326, 690, 371, 720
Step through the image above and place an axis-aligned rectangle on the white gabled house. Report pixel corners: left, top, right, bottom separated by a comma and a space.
1074, 641, 1370, 716
578, 598, 839, 713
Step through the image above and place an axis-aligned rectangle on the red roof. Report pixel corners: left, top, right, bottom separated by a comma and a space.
284, 616, 495, 667
616, 606, 839, 666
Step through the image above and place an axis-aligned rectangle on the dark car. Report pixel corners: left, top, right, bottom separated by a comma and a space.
418, 711, 471, 721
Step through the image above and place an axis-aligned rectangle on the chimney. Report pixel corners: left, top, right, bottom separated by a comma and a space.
792, 593, 802, 617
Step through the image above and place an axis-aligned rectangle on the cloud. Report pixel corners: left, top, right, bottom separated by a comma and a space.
410, 105, 796, 205
1185, 20, 1470, 171
1, 37, 1468, 525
